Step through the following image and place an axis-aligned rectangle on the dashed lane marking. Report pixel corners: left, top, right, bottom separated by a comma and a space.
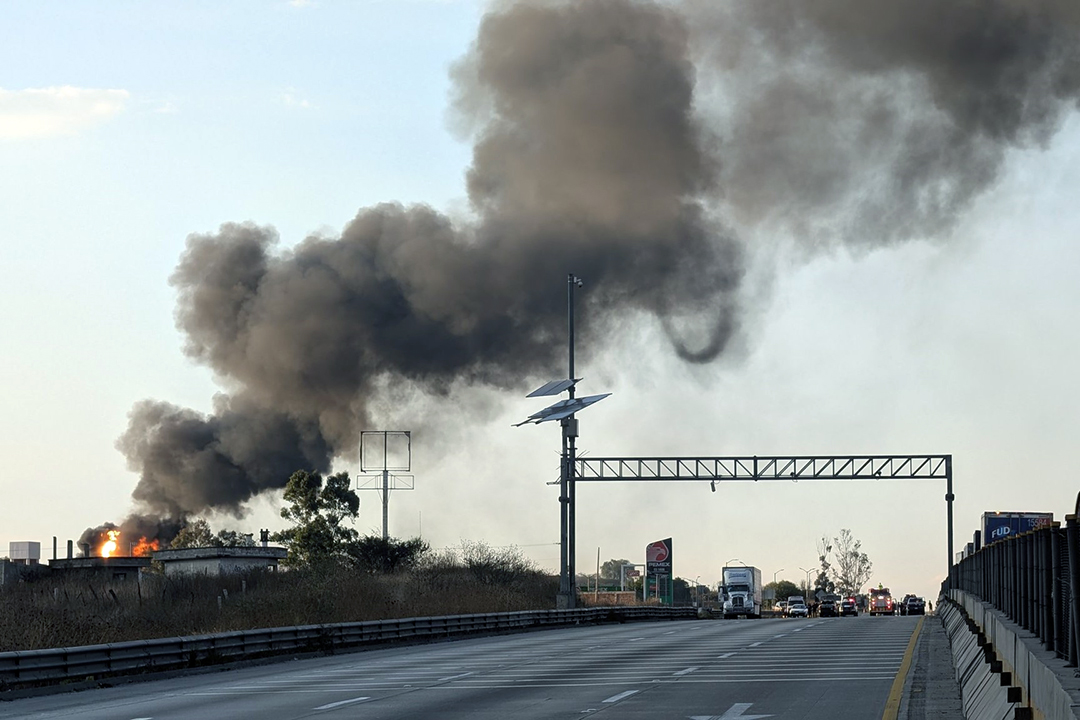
313, 696, 370, 711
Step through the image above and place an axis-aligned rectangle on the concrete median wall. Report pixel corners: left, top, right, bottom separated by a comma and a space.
947, 590, 1080, 719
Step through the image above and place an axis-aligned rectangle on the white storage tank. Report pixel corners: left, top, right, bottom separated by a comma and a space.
9, 541, 41, 564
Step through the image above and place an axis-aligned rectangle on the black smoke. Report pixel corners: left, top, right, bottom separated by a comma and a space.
116, 0, 1079, 520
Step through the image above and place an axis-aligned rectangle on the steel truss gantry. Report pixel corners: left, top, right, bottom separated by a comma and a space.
573, 454, 955, 573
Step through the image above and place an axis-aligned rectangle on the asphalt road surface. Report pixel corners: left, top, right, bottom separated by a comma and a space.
1, 615, 922, 720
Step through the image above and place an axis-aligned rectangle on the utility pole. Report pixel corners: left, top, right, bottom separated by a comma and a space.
564, 273, 582, 606
515, 276, 611, 609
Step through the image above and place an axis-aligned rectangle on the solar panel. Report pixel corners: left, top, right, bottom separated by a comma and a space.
526, 378, 581, 398
513, 393, 611, 426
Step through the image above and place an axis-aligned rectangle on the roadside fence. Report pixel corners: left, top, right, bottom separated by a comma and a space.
945, 513, 1080, 666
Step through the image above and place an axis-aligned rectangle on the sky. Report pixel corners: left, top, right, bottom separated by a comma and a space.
2, 0, 1079, 606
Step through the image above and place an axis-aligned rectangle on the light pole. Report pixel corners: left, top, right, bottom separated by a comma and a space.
799, 566, 813, 596
773, 568, 784, 584
726, 557, 742, 567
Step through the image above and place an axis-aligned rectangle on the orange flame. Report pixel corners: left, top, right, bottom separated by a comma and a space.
101, 530, 120, 558
131, 537, 160, 557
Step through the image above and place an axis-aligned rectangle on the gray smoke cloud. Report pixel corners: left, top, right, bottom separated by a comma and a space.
116, 0, 1079, 520
687, 0, 1080, 245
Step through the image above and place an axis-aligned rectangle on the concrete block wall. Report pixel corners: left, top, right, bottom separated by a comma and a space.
951, 590, 1080, 720
942, 596, 1023, 719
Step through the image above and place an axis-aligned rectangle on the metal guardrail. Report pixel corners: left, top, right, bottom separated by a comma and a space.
0, 606, 697, 688
945, 513, 1080, 666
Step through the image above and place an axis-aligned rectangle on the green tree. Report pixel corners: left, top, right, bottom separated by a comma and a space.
272, 470, 359, 567
215, 529, 255, 547
347, 535, 429, 573
169, 519, 215, 549
833, 528, 873, 596
599, 558, 633, 582
170, 518, 256, 549
769, 579, 802, 602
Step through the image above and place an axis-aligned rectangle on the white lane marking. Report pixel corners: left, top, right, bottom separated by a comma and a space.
664, 631, 677, 635
673, 667, 699, 676
748, 642, 763, 647
130, 717, 153, 719
313, 696, 370, 710
438, 672, 474, 681
628, 637, 645, 642
718, 652, 736, 659
692, 701, 774, 719
772, 634, 787, 638
603, 690, 639, 703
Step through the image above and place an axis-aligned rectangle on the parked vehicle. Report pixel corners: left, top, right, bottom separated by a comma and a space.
788, 602, 809, 618
869, 587, 895, 616
904, 596, 926, 616
982, 512, 1053, 546
775, 600, 789, 615
840, 596, 858, 616
721, 566, 763, 619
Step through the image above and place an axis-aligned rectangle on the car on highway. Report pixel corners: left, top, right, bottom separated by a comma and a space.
840, 596, 858, 616
785, 595, 806, 616
818, 594, 841, 617
788, 602, 809, 618
904, 596, 926, 615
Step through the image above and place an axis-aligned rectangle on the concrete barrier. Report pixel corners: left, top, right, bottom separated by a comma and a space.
948, 590, 1080, 719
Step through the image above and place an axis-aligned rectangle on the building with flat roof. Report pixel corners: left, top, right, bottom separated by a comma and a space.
152, 546, 287, 577
47, 556, 151, 582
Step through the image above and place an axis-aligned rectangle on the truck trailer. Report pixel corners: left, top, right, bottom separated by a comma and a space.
982, 512, 1053, 546
720, 566, 763, 619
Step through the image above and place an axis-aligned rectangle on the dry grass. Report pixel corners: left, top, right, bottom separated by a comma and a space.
0, 558, 559, 652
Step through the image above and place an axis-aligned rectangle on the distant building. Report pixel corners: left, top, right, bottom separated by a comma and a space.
47, 557, 151, 582
153, 546, 287, 577
9, 541, 41, 565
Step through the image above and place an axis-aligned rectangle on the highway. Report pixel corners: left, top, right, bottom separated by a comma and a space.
0, 615, 922, 720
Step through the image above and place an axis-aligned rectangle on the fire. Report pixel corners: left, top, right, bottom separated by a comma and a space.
101, 530, 120, 558
131, 537, 160, 557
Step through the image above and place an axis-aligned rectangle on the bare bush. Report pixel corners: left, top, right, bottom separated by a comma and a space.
0, 554, 559, 652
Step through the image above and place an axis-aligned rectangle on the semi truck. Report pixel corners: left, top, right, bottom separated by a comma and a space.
720, 566, 763, 619
982, 512, 1053, 546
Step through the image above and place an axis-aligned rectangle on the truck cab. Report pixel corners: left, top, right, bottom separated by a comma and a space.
869, 587, 894, 616
721, 566, 763, 619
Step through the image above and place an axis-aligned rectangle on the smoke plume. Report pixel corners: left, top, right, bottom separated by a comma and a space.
687, 0, 1080, 245
116, 0, 1079, 521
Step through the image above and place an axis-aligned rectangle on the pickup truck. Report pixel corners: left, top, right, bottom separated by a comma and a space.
904, 596, 926, 616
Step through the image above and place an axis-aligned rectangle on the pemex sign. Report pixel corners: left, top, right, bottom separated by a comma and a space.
645, 537, 672, 577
